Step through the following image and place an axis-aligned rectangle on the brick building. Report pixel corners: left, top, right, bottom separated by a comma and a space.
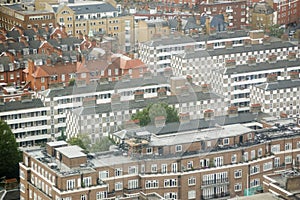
199, 0, 248, 29
20, 121, 300, 200
0, 4, 56, 30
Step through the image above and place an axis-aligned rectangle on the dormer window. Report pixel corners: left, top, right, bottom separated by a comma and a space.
33, 49, 37, 54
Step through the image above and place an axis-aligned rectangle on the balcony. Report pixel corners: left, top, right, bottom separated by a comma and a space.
201, 178, 229, 188
201, 192, 230, 200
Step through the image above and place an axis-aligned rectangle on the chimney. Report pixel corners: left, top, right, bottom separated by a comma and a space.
111, 93, 121, 104
21, 89, 32, 102
154, 116, 166, 127
266, 73, 277, 82
164, 67, 172, 77
225, 59, 236, 68
263, 36, 271, 45
281, 33, 289, 42
204, 109, 214, 121
247, 56, 256, 66
225, 41, 233, 49
250, 103, 261, 114
288, 52, 297, 61
206, 42, 214, 51
0, 96, 4, 105
280, 112, 288, 118
186, 75, 192, 84
180, 85, 189, 96
289, 71, 299, 80
267, 54, 277, 64
82, 97, 96, 107
179, 112, 190, 124
143, 70, 152, 79
227, 106, 238, 117
134, 91, 144, 102
123, 119, 140, 129
201, 84, 210, 93
244, 39, 252, 47
157, 87, 167, 99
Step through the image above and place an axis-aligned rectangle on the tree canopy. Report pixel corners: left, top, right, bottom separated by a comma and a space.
67, 134, 112, 153
131, 102, 179, 126
0, 121, 22, 179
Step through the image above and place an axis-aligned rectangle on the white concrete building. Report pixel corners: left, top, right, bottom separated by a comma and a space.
0, 96, 51, 147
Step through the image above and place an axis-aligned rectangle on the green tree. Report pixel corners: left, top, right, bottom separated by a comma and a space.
69, 78, 76, 86
0, 121, 22, 178
131, 103, 179, 126
269, 25, 284, 38
89, 137, 113, 153
68, 136, 86, 150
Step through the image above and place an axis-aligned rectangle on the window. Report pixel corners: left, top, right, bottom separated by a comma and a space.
161, 164, 167, 173
145, 180, 158, 189
223, 138, 229, 145
41, 77, 45, 83
214, 156, 223, 167
271, 144, 280, 153
250, 179, 260, 188
151, 164, 157, 173
175, 145, 182, 152
188, 190, 196, 199
66, 179, 75, 190
96, 191, 107, 200
128, 179, 138, 189
82, 177, 91, 187
243, 152, 248, 162
250, 165, 260, 175
164, 192, 177, 199
115, 168, 122, 176
187, 161, 193, 170
10, 74, 14, 80
20, 183, 25, 193
234, 169, 242, 178
297, 141, 300, 149
172, 163, 177, 173
251, 150, 256, 160
285, 156, 292, 164
80, 195, 86, 200
146, 147, 152, 154
285, 143, 292, 150
263, 162, 273, 171
231, 154, 237, 163
274, 157, 280, 167
81, 73, 86, 78
188, 177, 196, 186
99, 170, 109, 179
128, 166, 137, 174
258, 148, 262, 157
115, 182, 123, 191
164, 179, 177, 187
234, 183, 242, 191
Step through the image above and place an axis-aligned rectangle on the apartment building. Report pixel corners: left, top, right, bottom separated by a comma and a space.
139, 30, 249, 74
199, 0, 248, 29
0, 3, 56, 30
210, 53, 300, 112
136, 19, 170, 43
250, 72, 300, 118
0, 92, 51, 147
171, 31, 298, 85
271, 0, 300, 26
20, 121, 300, 200
37, 75, 172, 138
52, 2, 135, 52
250, 1, 274, 30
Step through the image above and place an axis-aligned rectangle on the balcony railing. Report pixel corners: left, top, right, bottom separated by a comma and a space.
201, 191, 230, 200
201, 178, 229, 186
